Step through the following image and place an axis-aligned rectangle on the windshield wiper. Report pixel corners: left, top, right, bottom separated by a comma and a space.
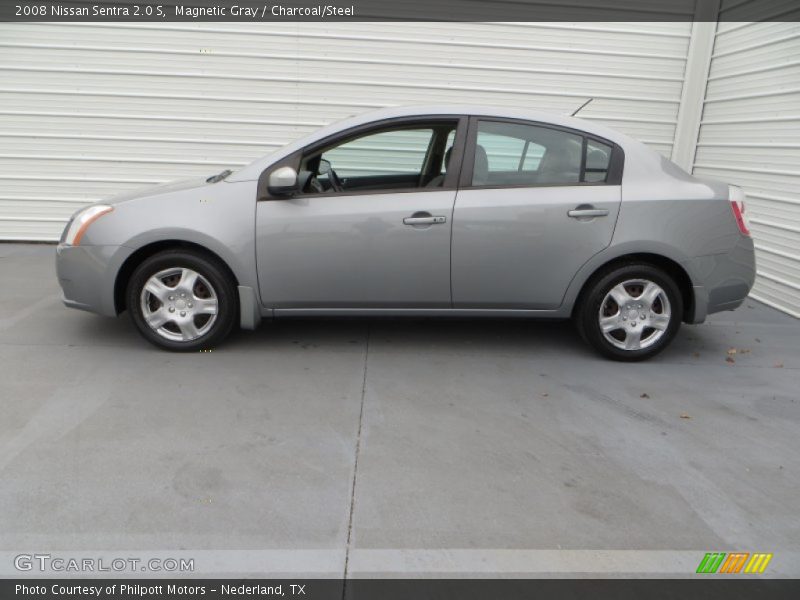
206, 169, 232, 183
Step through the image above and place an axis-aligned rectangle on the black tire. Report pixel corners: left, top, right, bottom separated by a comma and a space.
575, 263, 683, 361
126, 249, 237, 351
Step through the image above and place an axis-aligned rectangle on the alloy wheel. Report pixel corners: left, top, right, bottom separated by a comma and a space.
598, 278, 672, 351
139, 267, 219, 342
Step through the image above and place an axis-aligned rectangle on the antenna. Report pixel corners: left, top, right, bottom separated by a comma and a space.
571, 98, 594, 117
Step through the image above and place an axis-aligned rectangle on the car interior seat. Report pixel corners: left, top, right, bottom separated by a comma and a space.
537, 143, 581, 184
472, 144, 489, 185
426, 147, 453, 187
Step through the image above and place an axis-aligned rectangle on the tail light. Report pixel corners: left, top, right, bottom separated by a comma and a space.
730, 200, 750, 237
729, 186, 750, 237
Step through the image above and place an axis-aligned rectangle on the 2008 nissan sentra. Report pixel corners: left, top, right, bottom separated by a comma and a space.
55, 105, 755, 360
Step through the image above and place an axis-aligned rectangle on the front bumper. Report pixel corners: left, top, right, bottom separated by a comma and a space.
55, 244, 132, 316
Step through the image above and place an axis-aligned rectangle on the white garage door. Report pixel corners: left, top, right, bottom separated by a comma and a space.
0, 21, 692, 241
694, 21, 800, 318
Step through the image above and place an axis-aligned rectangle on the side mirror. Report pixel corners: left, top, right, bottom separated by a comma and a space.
268, 166, 299, 196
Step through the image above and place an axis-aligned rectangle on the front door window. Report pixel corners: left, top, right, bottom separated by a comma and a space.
299, 122, 459, 194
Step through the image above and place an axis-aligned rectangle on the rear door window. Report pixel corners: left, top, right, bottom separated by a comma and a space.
470, 120, 616, 187
584, 140, 613, 183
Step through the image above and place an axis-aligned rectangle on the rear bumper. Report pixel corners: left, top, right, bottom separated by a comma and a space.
55, 244, 132, 317
683, 235, 756, 324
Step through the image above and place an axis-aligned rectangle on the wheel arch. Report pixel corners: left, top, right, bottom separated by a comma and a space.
571, 252, 694, 322
114, 240, 240, 314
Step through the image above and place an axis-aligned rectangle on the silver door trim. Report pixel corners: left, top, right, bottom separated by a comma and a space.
568, 208, 610, 218
274, 307, 564, 318
403, 216, 447, 225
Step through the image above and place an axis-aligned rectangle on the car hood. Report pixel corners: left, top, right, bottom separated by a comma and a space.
104, 176, 215, 205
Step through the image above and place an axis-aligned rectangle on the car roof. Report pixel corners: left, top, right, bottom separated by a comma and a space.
333, 104, 633, 144
228, 104, 654, 183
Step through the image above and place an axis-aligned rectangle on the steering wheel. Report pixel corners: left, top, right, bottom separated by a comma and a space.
327, 167, 344, 192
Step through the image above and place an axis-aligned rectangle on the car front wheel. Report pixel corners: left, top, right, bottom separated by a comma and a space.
127, 250, 237, 351
576, 264, 683, 361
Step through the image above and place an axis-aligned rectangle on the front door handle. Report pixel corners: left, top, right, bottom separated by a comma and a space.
403, 215, 447, 225
568, 207, 609, 218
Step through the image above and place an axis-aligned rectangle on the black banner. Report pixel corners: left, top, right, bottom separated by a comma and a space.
3, 0, 800, 22
3, 579, 800, 600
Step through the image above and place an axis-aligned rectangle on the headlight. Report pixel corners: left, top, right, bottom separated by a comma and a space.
62, 205, 114, 246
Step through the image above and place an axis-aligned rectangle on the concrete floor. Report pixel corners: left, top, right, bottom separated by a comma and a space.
1, 243, 798, 578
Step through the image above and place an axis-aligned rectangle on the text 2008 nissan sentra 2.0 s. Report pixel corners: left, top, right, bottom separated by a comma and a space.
56, 105, 755, 360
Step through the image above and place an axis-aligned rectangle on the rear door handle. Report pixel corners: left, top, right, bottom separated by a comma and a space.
568, 208, 609, 218
403, 215, 447, 225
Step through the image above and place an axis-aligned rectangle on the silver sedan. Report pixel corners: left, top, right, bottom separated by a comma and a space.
56, 105, 755, 360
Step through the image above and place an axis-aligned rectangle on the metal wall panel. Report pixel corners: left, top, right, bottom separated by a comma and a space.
695, 21, 800, 318
0, 21, 691, 240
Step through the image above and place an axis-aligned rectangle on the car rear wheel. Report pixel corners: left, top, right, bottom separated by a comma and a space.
127, 250, 236, 351
576, 264, 682, 361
